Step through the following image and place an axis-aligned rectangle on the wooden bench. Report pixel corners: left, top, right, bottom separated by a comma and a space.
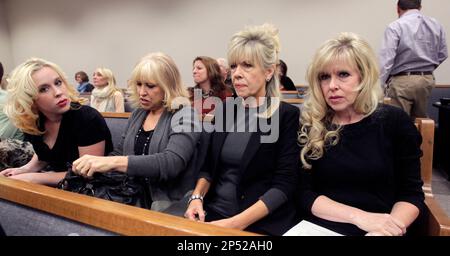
0, 111, 255, 236
0, 176, 257, 236
78, 92, 91, 105
295, 84, 308, 89
281, 90, 301, 99
282, 98, 304, 104
282, 98, 304, 109
0, 117, 447, 236
415, 118, 450, 236
295, 84, 308, 98
101, 112, 132, 119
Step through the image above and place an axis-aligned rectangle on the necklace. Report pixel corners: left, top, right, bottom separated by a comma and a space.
134, 127, 153, 155
202, 90, 213, 99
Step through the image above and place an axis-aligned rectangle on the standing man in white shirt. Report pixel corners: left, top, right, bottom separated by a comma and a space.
379, 0, 447, 118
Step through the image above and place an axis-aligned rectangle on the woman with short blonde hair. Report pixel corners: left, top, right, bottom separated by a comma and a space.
227, 23, 282, 118
128, 52, 190, 112
185, 24, 300, 235
72, 52, 202, 214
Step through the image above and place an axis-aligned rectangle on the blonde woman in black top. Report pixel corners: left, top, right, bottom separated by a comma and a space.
0, 58, 112, 186
296, 32, 424, 236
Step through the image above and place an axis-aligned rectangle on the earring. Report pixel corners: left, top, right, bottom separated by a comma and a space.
266, 77, 271, 82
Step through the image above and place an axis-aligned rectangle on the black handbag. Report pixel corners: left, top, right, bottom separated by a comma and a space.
58, 170, 152, 209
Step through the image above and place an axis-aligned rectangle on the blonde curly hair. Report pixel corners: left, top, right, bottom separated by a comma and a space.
299, 32, 383, 169
4, 58, 83, 135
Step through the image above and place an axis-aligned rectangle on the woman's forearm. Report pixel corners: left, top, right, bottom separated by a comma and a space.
311, 195, 365, 225
390, 201, 420, 228
37, 171, 67, 186
192, 178, 211, 197
231, 200, 269, 230
23, 154, 48, 172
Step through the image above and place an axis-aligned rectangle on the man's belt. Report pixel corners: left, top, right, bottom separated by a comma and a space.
392, 71, 433, 77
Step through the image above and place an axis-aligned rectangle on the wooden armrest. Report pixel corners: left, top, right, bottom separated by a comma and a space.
282, 98, 304, 104
424, 196, 450, 236
101, 112, 131, 119
382, 97, 391, 105
415, 118, 435, 196
0, 176, 258, 236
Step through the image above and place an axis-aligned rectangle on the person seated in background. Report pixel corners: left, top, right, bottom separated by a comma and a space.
91, 67, 125, 112
189, 56, 232, 117
72, 52, 202, 214
278, 59, 296, 91
185, 24, 300, 235
296, 32, 424, 236
0, 61, 34, 171
0, 90, 23, 141
0, 62, 23, 140
0, 58, 113, 186
216, 57, 233, 87
217, 57, 236, 97
74, 71, 94, 93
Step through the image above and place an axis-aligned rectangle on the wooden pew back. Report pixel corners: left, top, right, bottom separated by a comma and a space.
101, 112, 131, 149
0, 176, 258, 236
0, 111, 256, 236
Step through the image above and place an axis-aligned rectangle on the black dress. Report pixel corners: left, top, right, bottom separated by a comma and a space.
298, 104, 425, 235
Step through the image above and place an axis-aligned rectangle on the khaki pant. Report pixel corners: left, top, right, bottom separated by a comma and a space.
386, 74, 434, 118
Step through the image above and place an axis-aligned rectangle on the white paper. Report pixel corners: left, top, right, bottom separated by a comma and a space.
283, 220, 344, 236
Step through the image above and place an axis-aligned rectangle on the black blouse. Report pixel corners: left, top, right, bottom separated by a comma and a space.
25, 104, 113, 171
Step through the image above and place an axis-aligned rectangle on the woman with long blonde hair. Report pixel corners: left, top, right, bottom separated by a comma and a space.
294, 32, 424, 236
91, 67, 124, 112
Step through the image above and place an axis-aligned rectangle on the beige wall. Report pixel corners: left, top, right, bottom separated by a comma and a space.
3, 0, 450, 88
0, 0, 13, 76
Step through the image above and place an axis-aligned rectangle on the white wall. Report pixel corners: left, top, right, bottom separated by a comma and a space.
4, 0, 450, 88
0, 0, 13, 75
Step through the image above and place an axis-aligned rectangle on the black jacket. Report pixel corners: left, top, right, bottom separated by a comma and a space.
201, 101, 300, 235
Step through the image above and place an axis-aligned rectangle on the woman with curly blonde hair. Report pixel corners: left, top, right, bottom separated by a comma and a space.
294, 33, 424, 236
91, 67, 124, 112
0, 58, 113, 186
